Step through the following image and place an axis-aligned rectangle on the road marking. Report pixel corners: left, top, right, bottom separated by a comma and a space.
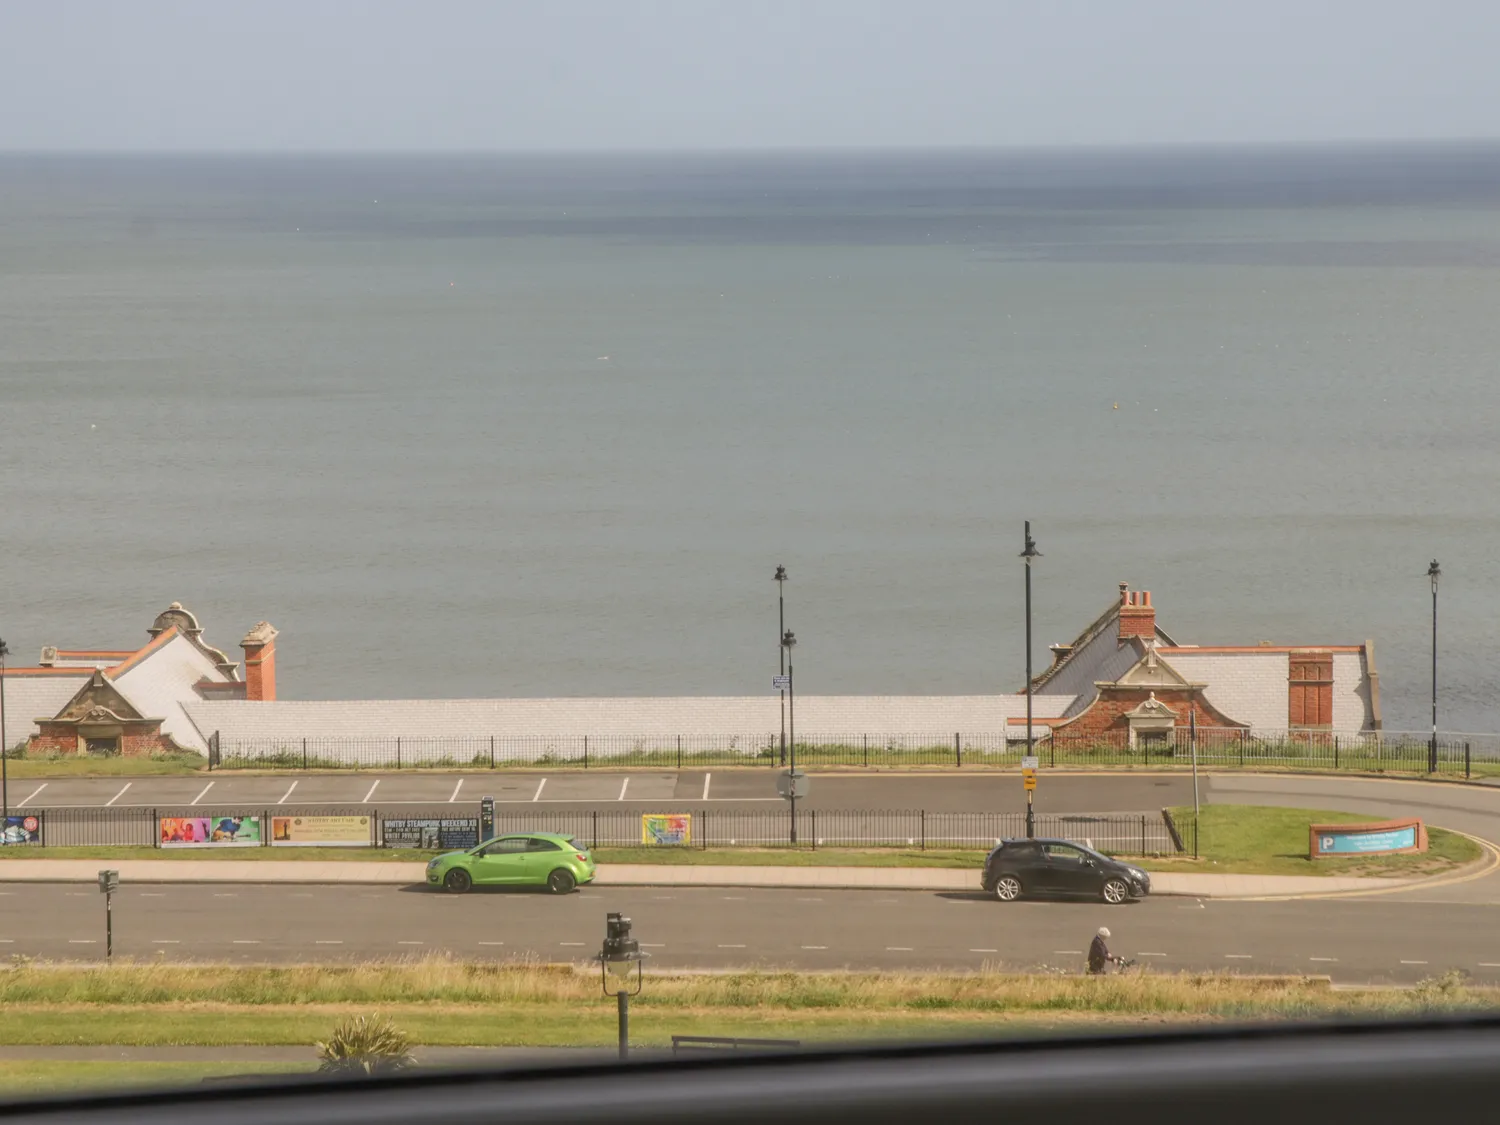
19, 783, 47, 807
618, 777, 630, 801
641, 943, 666, 948
651, 895, 675, 900
1309, 957, 1338, 963
1225, 954, 1252, 959
213, 893, 237, 898
152, 940, 180, 944
722, 896, 746, 901
449, 779, 464, 803
1136, 952, 1167, 958
191, 781, 215, 805
969, 948, 998, 953
363, 780, 381, 803
397, 941, 424, 946
796, 897, 824, 903
718, 944, 746, 949
1401, 960, 1428, 965
105, 783, 132, 807
0, 940, 12, 944
233, 940, 260, 945
703, 773, 712, 800
278, 781, 299, 805
560, 942, 586, 947
315, 941, 343, 945
139, 893, 164, 898
478, 942, 505, 947
801, 945, 828, 951
1054, 950, 1083, 955
1480, 963, 1500, 968
886, 947, 913, 952
68, 940, 97, 945
532, 778, 547, 802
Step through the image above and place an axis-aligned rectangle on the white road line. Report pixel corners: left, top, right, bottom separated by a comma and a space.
651, 895, 675, 900
19, 783, 47, 807
969, 948, 999, 953
1309, 957, 1338, 963
105, 783, 132, 807
618, 777, 630, 801
363, 780, 381, 803
1401, 960, 1428, 965
233, 940, 260, 945
152, 940, 180, 944
796, 897, 824, 903
0, 940, 12, 944
1054, 949, 1083, 955
1137, 952, 1167, 958
1225, 954, 1252, 959
886, 947, 913, 952
139, 893, 165, 898
278, 781, 299, 805
397, 941, 424, 946
702, 773, 712, 800
191, 781, 215, 806
801, 945, 828, 951
213, 893, 237, 898
722, 896, 746, 901
478, 942, 506, 947
640, 943, 666, 948
532, 778, 547, 802
1480, 963, 1500, 968
449, 779, 464, 803
560, 942, 586, 947
68, 940, 96, 945
315, 941, 344, 945
718, 944, 746, 949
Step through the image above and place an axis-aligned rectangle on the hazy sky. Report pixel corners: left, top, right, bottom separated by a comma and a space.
2, 0, 1497, 151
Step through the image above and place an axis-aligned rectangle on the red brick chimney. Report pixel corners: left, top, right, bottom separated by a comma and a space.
1117, 585, 1156, 642
241, 622, 279, 702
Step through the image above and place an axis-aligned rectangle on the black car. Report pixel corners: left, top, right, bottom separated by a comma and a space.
981, 837, 1151, 904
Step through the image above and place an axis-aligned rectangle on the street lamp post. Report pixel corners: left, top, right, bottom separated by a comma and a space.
1429, 560, 1441, 774
600, 912, 645, 1060
783, 629, 797, 844
775, 566, 787, 766
0, 636, 10, 823
1020, 524, 1041, 839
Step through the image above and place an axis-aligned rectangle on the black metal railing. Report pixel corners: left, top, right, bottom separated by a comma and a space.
197, 728, 1493, 777
1, 806, 1177, 854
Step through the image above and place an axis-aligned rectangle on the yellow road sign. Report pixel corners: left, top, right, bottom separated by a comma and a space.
1022, 769, 1037, 791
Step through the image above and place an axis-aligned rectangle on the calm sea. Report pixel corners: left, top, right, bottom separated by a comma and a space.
2, 146, 1499, 730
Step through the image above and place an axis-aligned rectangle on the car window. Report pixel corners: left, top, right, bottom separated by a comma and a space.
482, 838, 530, 855
1043, 843, 1085, 863
526, 838, 563, 852
1002, 842, 1041, 861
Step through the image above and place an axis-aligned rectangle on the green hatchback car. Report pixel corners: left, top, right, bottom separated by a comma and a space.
426, 832, 596, 895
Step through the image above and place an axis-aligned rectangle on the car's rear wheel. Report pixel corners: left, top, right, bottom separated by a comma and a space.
1101, 878, 1130, 904
547, 868, 577, 895
443, 869, 472, 895
994, 874, 1023, 902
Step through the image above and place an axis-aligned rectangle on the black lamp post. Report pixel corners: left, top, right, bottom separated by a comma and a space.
1019, 524, 1040, 838
0, 636, 9, 823
601, 912, 645, 1059
775, 566, 787, 767
1428, 559, 1441, 774
782, 629, 797, 843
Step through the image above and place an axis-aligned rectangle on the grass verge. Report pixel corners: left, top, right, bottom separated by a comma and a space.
0, 1060, 315, 1095
1148, 805, 1483, 877
0, 755, 207, 778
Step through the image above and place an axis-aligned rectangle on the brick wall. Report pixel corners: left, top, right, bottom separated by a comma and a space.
1053, 688, 1239, 742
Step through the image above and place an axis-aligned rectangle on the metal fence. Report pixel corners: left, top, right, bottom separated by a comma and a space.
204, 728, 1496, 777
5, 805, 1177, 854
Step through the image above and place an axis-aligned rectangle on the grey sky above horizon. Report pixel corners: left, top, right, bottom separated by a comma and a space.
1, 0, 1496, 152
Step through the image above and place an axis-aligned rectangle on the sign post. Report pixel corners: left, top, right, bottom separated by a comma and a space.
480, 797, 495, 843
1020, 755, 1038, 838
98, 869, 119, 960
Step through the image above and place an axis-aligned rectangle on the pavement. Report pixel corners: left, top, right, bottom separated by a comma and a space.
0, 857, 1441, 898
3, 881, 1498, 985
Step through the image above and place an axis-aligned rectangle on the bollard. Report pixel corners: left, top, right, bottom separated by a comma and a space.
302, 738, 308, 771
955, 732, 961, 768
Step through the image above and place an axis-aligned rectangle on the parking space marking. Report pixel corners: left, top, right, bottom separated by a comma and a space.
278, 781, 299, 805
703, 773, 712, 800
618, 777, 630, 801
191, 782, 215, 806
363, 780, 381, 803
533, 778, 547, 802
449, 779, 464, 804
19, 784, 47, 807
105, 783, 132, 807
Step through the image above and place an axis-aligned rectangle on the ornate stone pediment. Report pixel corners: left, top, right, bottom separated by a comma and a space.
1124, 692, 1177, 721
52, 670, 149, 723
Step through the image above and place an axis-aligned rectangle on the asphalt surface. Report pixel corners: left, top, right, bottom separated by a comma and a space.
7, 771, 1192, 813
7, 881, 1499, 985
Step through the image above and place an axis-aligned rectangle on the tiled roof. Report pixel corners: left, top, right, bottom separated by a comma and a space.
0, 674, 90, 744
183, 694, 1080, 748
112, 632, 235, 752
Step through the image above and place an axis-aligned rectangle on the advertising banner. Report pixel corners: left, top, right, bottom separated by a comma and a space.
159, 816, 262, 848
271, 815, 372, 847
1, 815, 41, 846
641, 813, 692, 846
382, 817, 478, 850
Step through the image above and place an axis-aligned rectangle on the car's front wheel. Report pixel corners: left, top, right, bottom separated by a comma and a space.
547, 868, 577, 895
1101, 878, 1130, 905
994, 874, 1023, 902
443, 868, 472, 895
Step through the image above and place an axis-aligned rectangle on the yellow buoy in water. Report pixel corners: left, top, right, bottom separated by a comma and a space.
1113, 402, 1119, 410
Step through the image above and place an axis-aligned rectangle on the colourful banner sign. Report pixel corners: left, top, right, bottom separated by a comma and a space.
642, 814, 692, 846
1, 815, 40, 846
382, 818, 478, 850
271, 815, 371, 847
159, 816, 262, 848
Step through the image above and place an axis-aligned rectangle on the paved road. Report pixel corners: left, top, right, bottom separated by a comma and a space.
6, 882, 1498, 985
4, 771, 1192, 813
